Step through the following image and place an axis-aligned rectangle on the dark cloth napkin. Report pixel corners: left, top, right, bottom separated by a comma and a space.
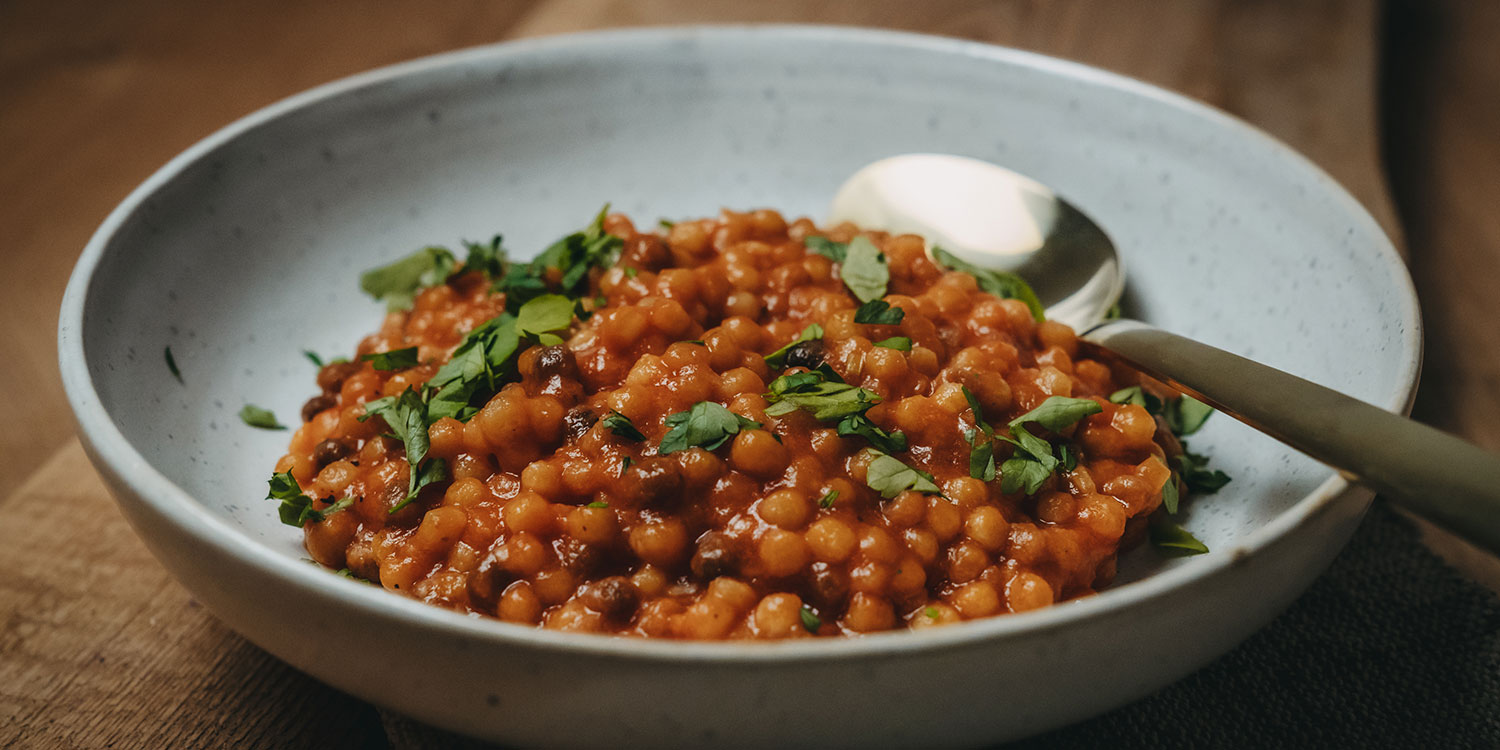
378, 500, 1500, 748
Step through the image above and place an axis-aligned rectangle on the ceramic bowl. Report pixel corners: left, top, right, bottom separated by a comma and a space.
59, 26, 1419, 748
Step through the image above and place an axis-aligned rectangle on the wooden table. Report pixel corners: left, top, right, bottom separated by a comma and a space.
4, 0, 1498, 745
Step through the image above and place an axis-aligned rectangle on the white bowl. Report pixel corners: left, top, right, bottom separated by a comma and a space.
59, 26, 1420, 748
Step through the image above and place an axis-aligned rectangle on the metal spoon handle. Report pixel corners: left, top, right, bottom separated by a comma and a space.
1084, 319, 1500, 554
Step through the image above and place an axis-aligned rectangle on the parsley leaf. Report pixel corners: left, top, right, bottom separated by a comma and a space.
1108, 385, 1163, 414
361, 388, 447, 513
873, 336, 911, 351
361, 346, 419, 371
805, 236, 848, 263
924, 606, 940, 619
864, 450, 940, 498
962, 386, 995, 438
932, 246, 1044, 322
515, 294, 577, 341
528, 204, 624, 298
424, 314, 521, 422
853, 300, 904, 326
799, 605, 822, 633
840, 236, 889, 303
360, 246, 457, 311
658, 401, 761, 455
303, 350, 325, 367
587, 500, 610, 509
818, 489, 839, 509
999, 455, 1053, 495
1150, 519, 1210, 556
764, 373, 881, 421
239, 404, 286, 430
764, 324, 824, 369
602, 410, 645, 442
268, 471, 350, 526
836, 414, 908, 454
967, 436, 997, 482
461, 235, 508, 279
1008, 396, 1103, 433
1174, 451, 1232, 494
1165, 395, 1214, 436
1160, 474, 1181, 514
164, 346, 183, 383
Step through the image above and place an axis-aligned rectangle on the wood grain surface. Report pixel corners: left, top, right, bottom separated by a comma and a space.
2, 0, 1496, 746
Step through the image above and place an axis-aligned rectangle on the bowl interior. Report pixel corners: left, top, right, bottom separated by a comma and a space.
71, 28, 1417, 603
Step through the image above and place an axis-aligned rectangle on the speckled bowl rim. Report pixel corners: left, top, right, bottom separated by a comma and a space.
59, 25, 1422, 662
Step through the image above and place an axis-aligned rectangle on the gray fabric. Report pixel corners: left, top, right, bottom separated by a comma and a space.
379, 500, 1500, 748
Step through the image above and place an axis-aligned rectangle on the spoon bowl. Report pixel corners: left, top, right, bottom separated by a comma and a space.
831, 153, 1500, 555
831, 154, 1123, 328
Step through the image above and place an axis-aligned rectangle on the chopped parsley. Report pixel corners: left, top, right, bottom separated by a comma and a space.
1174, 451, 1232, 495
836, 414, 908, 454
924, 606, 940, 619
853, 300, 904, 326
1160, 473, 1181, 514
303, 350, 325, 367
1165, 394, 1215, 436
763, 324, 824, 369
460, 235, 508, 279
361, 346, 419, 371
764, 372, 880, 421
818, 489, 839, 509
586, 500, 610, 509
521, 204, 624, 300
267, 471, 350, 526
514, 293, 577, 345
360, 246, 456, 311
804, 236, 847, 263
1149, 520, 1210, 557
361, 388, 448, 513
799, 605, 822, 633
873, 336, 911, 351
839, 236, 889, 303
989, 396, 1102, 494
602, 410, 646, 442
239, 404, 286, 430
164, 346, 183, 383
864, 450, 940, 498
1108, 385, 1164, 413
932, 246, 1044, 322
658, 401, 761, 455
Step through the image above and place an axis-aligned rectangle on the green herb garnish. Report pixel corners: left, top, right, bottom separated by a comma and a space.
658, 401, 761, 455
799, 605, 822, 633
839, 236, 889, 303
514, 293, 576, 345
864, 450, 940, 498
423, 314, 521, 422
1165, 395, 1214, 436
1173, 451, 1231, 494
587, 500, 610, 509
268, 471, 350, 526
818, 490, 839, 509
360, 246, 457, 311
764, 373, 880, 421
164, 346, 183, 383
924, 606, 940, 619
239, 404, 286, 430
361, 388, 448, 513
460, 235, 508, 279
836, 414, 908, 454
303, 350, 325, 367
763, 323, 823, 369
992, 396, 1102, 494
1150, 520, 1210, 556
873, 336, 911, 351
805, 236, 847, 263
602, 410, 646, 442
1160, 475, 1181, 514
1108, 385, 1163, 413
932, 246, 1044, 322
361, 346, 419, 371
853, 300, 904, 326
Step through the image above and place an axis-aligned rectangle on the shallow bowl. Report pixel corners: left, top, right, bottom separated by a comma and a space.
59, 26, 1420, 748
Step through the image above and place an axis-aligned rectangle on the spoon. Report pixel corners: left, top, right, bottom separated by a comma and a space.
830, 153, 1500, 555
